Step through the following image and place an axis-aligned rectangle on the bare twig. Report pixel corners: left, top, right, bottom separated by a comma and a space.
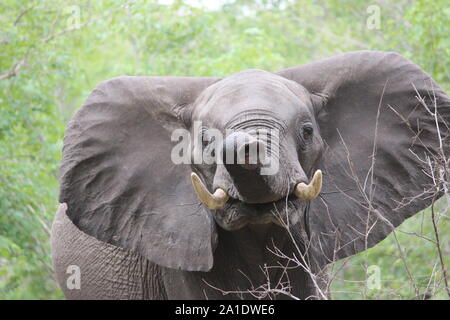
430, 195, 450, 297
0, 59, 27, 81
13, 6, 35, 26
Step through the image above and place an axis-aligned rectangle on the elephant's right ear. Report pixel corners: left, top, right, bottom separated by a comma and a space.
278, 51, 449, 266
59, 76, 220, 271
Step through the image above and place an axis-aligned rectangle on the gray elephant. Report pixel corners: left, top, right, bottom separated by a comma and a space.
51, 51, 449, 299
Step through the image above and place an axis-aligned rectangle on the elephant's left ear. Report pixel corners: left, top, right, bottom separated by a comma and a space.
278, 51, 450, 265
59, 76, 220, 271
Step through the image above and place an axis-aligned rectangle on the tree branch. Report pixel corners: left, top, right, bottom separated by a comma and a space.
0, 59, 26, 81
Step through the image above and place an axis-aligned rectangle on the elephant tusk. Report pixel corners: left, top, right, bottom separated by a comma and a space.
294, 169, 322, 201
191, 172, 229, 210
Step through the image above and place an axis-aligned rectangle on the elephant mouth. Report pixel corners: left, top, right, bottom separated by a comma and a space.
190, 169, 322, 206
212, 195, 305, 230
190, 170, 322, 230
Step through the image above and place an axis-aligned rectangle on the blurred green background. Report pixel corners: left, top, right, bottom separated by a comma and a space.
0, 0, 448, 299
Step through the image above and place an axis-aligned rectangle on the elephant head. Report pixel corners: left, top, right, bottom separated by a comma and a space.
184, 68, 325, 231
59, 51, 449, 272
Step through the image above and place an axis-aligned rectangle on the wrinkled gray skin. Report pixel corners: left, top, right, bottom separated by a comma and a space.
52, 51, 449, 299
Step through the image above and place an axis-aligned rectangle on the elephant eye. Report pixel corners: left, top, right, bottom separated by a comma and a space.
202, 134, 215, 148
302, 126, 314, 140
201, 131, 209, 148
201, 134, 216, 160
202, 137, 209, 148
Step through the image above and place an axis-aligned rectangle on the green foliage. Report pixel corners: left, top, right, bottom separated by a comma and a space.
330, 201, 449, 299
0, 0, 448, 299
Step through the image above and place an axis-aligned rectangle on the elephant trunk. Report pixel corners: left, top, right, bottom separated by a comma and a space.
222, 131, 267, 170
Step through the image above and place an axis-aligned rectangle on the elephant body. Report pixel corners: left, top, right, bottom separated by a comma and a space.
52, 204, 324, 299
52, 204, 164, 299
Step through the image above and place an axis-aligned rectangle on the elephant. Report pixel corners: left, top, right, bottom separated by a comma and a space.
51, 50, 449, 299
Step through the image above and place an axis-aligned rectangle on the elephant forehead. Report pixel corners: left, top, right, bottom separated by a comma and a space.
193, 70, 308, 122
